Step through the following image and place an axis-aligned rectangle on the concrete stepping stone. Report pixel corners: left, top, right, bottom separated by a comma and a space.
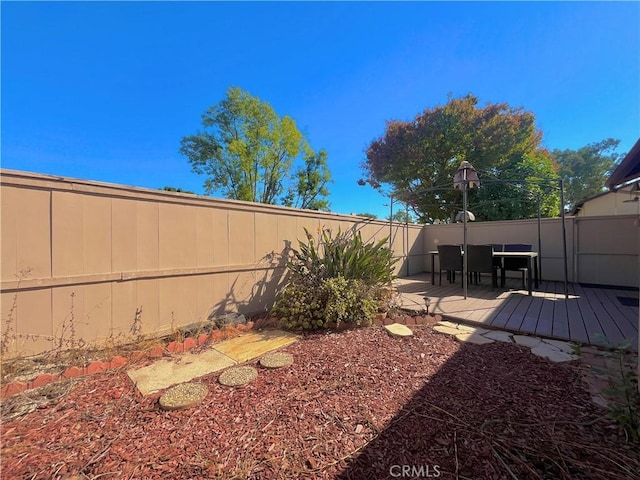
384, 323, 414, 337
259, 352, 294, 369
433, 325, 462, 336
219, 366, 258, 386
128, 349, 236, 395
482, 330, 513, 343
482, 330, 514, 343
214, 330, 300, 363
531, 346, 579, 363
159, 382, 208, 411
437, 320, 462, 329
513, 335, 543, 349
541, 339, 574, 353
455, 333, 494, 345
455, 324, 491, 335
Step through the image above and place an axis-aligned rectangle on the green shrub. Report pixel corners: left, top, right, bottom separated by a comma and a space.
288, 227, 397, 286
272, 227, 396, 331
273, 277, 377, 330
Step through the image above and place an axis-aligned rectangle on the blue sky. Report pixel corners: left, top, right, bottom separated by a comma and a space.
2, 1, 639, 218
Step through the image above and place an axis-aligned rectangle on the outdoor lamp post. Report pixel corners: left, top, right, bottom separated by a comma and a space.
454, 160, 480, 299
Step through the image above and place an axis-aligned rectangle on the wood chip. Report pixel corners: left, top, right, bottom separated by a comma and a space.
1, 328, 637, 480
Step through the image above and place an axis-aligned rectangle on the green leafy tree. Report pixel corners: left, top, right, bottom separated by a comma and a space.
474, 151, 561, 220
282, 149, 331, 210
389, 210, 414, 223
180, 87, 331, 210
355, 212, 378, 219
362, 94, 560, 222
552, 139, 621, 210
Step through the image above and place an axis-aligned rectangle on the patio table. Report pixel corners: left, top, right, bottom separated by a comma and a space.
429, 250, 539, 296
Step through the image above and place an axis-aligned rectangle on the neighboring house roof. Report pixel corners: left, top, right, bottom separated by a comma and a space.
571, 183, 640, 215
606, 137, 640, 190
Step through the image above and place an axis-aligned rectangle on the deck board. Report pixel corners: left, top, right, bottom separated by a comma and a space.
394, 274, 638, 351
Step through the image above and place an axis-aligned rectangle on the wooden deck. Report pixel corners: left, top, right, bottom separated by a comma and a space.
395, 274, 639, 351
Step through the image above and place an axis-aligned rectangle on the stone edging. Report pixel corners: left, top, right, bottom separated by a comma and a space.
0, 319, 264, 399
0, 313, 440, 399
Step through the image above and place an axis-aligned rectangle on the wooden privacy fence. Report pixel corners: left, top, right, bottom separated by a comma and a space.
423, 215, 639, 288
1, 170, 637, 357
0, 170, 424, 357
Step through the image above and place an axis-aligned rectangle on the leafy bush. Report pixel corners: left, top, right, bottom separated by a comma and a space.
272, 228, 397, 330
287, 228, 397, 286
274, 277, 377, 330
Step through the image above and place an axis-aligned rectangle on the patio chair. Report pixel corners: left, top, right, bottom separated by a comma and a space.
501, 244, 532, 289
467, 244, 499, 289
437, 244, 463, 286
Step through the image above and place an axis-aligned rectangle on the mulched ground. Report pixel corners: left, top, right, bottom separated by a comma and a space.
1, 326, 639, 480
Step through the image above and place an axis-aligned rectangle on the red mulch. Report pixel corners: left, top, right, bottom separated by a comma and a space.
1, 326, 638, 480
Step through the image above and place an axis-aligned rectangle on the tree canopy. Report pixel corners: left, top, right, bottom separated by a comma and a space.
361, 94, 560, 223
180, 87, 331, 210
552, 138, 621, 211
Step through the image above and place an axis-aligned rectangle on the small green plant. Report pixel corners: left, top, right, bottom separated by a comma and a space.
570, 342, 583, 356
600, 341, 639, 442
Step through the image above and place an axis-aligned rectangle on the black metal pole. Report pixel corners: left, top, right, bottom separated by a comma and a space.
463, 176, 468, 299
389, 196, 393, 251
405, 202, 409, 276
559, 179, 569, 299
537, 194, 542, 281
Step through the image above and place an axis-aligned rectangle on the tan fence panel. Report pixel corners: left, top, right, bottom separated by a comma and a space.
575, 215, 638, 287
0, 170, 428, 357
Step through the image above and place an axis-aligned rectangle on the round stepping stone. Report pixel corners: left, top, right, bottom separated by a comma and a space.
219, 365, 258, 386
384, 323, 413, 337
259, 352, 294, 369
159, 382, 208, 411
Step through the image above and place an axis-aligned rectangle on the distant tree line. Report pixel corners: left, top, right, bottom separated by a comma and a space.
361, 94, 621, 222
177, 88, 621, 221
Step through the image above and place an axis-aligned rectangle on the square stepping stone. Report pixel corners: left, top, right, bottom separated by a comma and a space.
455, 324, 491, 335
433, 325, 462, 336
513, 335, 543, 349
531, 346, 579, 363
437, 320, 462, 329
213, 330, 300, 363
482, 330, 514, 343
541, 339, 575, 353
455, 333, 494, 345
128, 349, 236, 395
